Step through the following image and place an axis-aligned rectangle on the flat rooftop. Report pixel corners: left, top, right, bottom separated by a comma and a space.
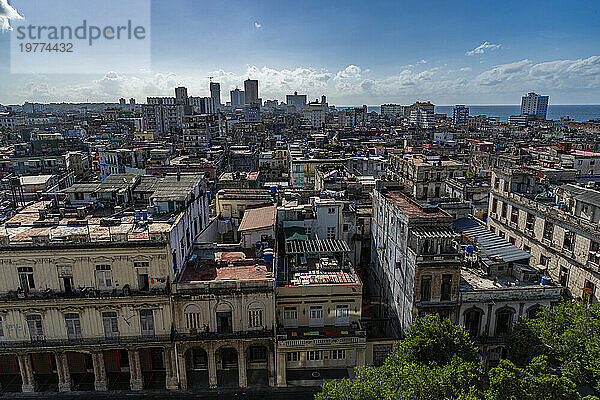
0, 201, 173, 246
383, 191, 449, 219
460, 268, 555, 291
177, 252, 273, 283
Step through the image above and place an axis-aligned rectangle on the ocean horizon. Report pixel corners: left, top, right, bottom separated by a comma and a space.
341, 105, 600, 123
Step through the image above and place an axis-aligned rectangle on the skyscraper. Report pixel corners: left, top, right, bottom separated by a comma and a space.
230, 88, 245, 107
175, 86, 189, 105
452, 105, 469, 127
244, 79, 259, 105
521, 92, 549, 119
210, 82, 221, 109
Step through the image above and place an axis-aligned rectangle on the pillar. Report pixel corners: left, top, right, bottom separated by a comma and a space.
17, 354, 36, 393
237, 345, 247, 388
276, 352, 287, 387
128, 348, 144, 391
164, 347, 179, 390
208, 345, 217, 388
55, 352, 72, 392
92, 352, 107, 391
267, 347, 275, 387
176, 347, 188, 390
356, 348, 366, 367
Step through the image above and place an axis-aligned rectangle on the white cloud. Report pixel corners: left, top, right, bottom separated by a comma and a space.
254, 21, 262, 29
466, 41, 502, 56
474, 59, 532, 86
417, 59, 427, 64
334, 65, 361, 80
6, 55, 600, 105
0, 0, 23, 31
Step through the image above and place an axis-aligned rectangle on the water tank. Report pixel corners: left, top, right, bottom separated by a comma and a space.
264, 248, 274, 262
541, 276, 552, 285
465, 244, 474, 254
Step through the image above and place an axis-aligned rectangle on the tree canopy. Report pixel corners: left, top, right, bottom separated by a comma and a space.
317, 307, 600, 400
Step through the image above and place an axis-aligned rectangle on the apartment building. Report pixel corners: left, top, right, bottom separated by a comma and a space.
388, 153, 468, 200
275, 238, 365, 386
0, 173, 209, 393
454, 217, 562, 368
487, 169, 600, 304
172, 250, 276, 389
371, 186, 461, 336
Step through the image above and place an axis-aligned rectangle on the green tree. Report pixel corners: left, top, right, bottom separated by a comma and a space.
316, 314, 482, 400
505, 302, 600, 392
485, 356, 580, 400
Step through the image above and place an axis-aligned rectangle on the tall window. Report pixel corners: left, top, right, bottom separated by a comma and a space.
441, 274, 453, 301
18, 267, 35, 292
0, 316, 4, 339
563, 230, 575, 252
543, 221, 554, 241
330, 349, 346, 360
65, 313, 82, 341
184, 305, 202, 331
309, 306, 324, 327
283, 307, 298, 328
495, 309, 514, 336
140, 309, 155, 337
583, 280, 595, 305
525, 213, 535, 233
95, 265, 113, 289
335, 304, 350, 327
102, 311, 119, 339
510, 207, 519, 224
26, 314, 44, 342
420, 275, 432, 301
307, 350, 323, 361
326, 226, 336, 240
248, 309, 263, 328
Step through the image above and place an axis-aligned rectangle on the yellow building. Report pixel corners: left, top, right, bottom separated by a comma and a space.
275, 239, 366, 386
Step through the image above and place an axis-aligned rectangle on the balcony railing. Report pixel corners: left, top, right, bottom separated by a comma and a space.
173, 328, 274, 342
0, 287, 169, 302
0, 334, 172, 349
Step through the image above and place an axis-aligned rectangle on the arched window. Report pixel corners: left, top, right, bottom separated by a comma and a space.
216, 302, 233, 334
495, 307, 515, 336
184, 304, 202, 331
464, 308, 483, 337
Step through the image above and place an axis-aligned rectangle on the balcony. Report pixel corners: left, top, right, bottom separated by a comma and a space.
0, 286, 170, 303
0, 334, 172, 349
587, 260, 599, 272
173, 328, 274, 342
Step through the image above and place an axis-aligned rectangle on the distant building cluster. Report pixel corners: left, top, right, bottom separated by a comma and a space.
0, 88, 597, 394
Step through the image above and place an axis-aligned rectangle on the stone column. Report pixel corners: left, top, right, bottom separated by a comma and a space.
55, 352, 72, 392
276, 352, 287, 387
356, 348, 366, 367
208, 345, 218, 389
267, 347, 275, 387
237, 344, 247, 388
176, 347, 188, 390
17, 353, 36, 393
164, 347, 179, 390
128, 348, 144, 391
92, 351, 107, 391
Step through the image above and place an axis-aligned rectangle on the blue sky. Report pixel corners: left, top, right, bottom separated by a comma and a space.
1, 0, 600, 105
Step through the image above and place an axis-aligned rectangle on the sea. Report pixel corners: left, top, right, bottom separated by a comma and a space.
356, 105, 600, 123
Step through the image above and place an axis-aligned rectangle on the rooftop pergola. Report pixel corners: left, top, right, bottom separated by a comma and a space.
285, 239, 351, 255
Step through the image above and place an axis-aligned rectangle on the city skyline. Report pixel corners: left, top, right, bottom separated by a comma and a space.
1, 0, 600, 105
